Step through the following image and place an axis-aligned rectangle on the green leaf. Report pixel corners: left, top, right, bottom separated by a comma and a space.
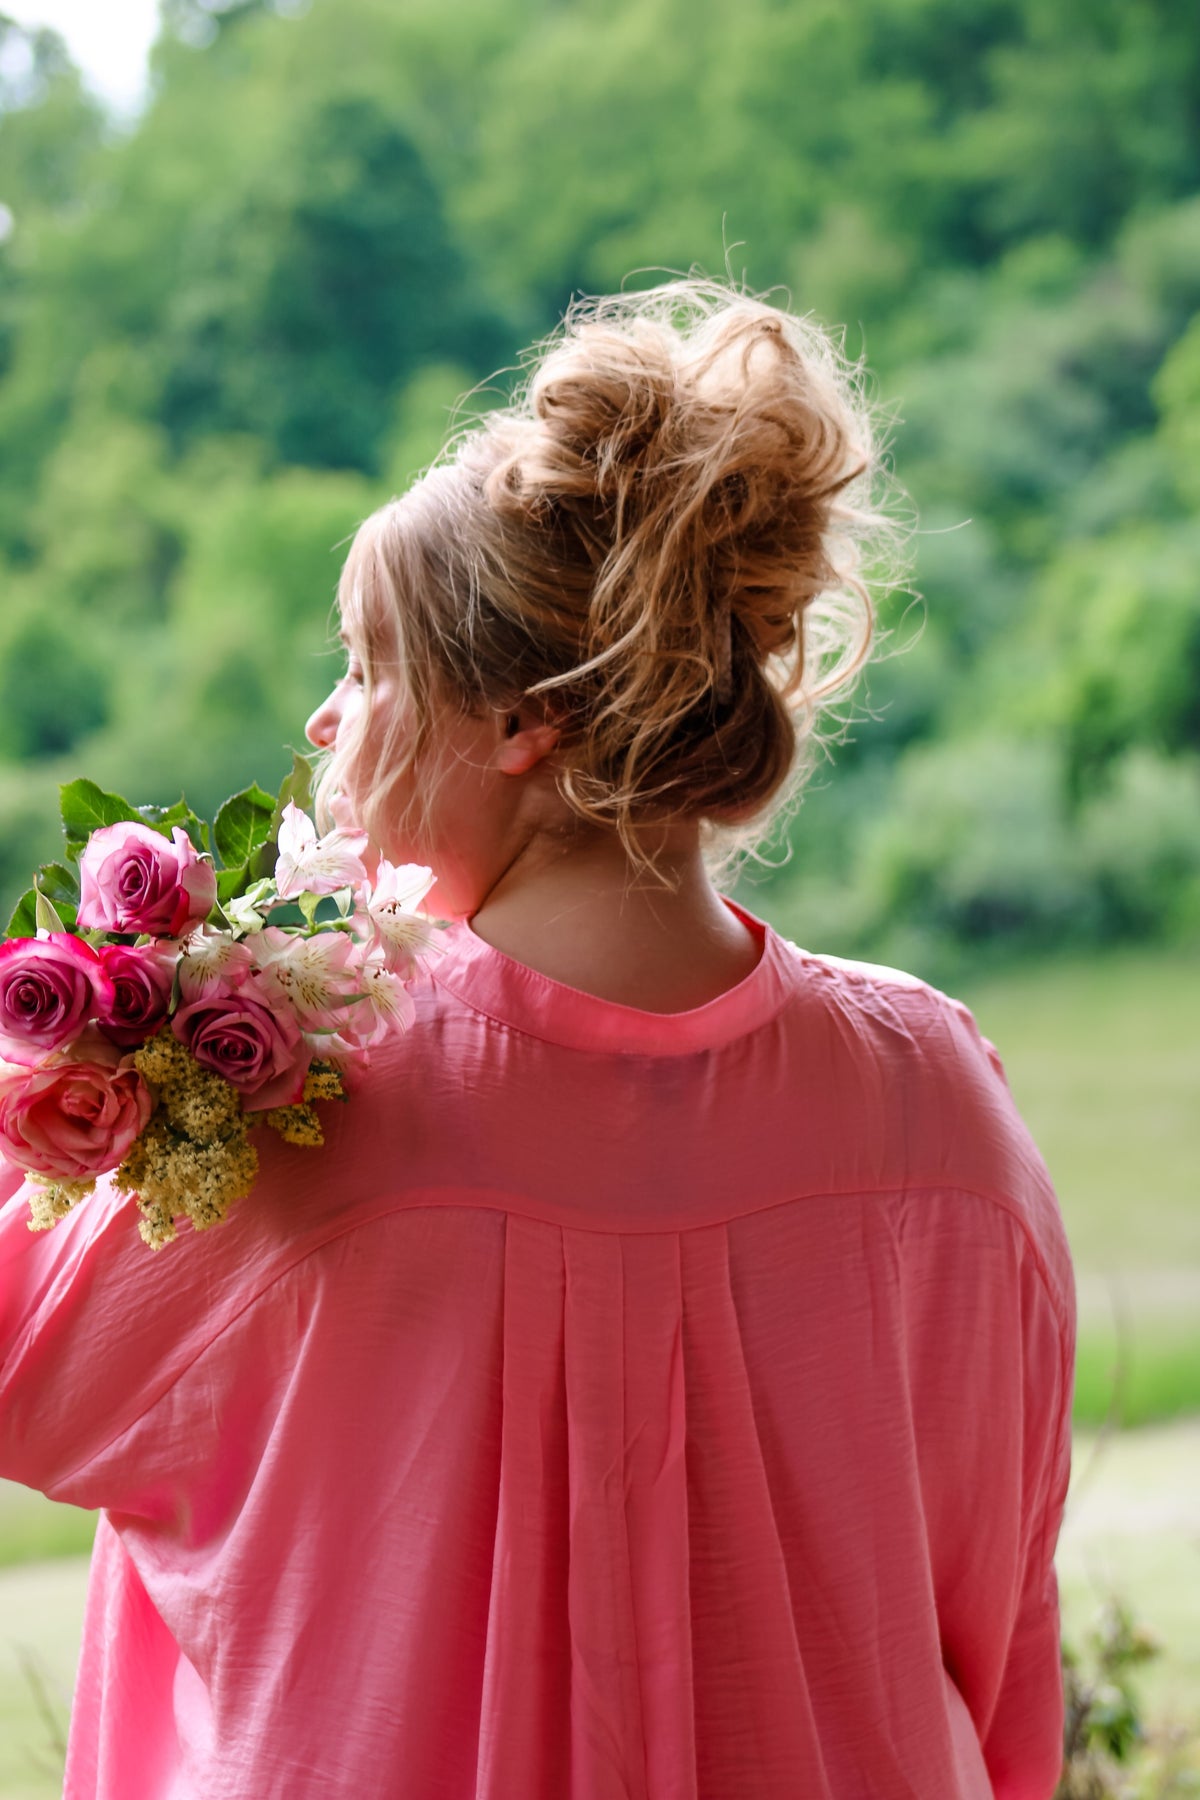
36, 862, 80, 908
8, 862, 80, 936
216, 864, 251, 904
34, 890, 67, 934
6, 889, 37, 938
250, 751, 316, 883
60, 779, 142, 860
136, 798, 210, 855
214, 784, 276, 869
277, 750, 315, 820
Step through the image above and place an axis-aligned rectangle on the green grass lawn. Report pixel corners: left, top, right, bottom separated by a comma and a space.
955, 946, 1200, 1427
1060, 1422, 1200, 1736
0, 1555, 86, 1800
956, 946, 1200, 1274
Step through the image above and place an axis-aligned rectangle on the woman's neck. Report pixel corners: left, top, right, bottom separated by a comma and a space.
466, 826, 762, 1012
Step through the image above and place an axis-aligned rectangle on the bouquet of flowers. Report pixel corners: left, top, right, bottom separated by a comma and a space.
0, 755, 438, 1250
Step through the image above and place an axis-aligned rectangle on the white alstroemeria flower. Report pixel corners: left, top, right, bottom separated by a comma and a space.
250, 927, 361, 1033
274, 803, 369, 901
364, 861, 437, 973
177, 926, 255, 1001
224, 878, 275, 936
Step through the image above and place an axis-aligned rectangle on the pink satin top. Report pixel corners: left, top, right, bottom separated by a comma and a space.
0, 901, 1075, 1798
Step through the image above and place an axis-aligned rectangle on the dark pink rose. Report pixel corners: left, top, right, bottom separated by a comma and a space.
77, 823, 217, 937
0, 934, 112, 1066
0, 1058, 153, 1180
171, 978, 307, 1109
95, 942, 177, 1048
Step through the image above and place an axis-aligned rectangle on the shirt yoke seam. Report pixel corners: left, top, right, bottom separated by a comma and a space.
55, 1178, 1071, 1495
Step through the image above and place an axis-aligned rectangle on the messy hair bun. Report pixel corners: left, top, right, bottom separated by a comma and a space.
330, 276, 910, 880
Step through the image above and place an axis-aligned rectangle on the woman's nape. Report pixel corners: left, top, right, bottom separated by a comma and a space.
306, 672, 763, 1014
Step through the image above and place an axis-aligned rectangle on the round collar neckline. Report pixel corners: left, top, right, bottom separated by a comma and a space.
427, 896, 798, 1055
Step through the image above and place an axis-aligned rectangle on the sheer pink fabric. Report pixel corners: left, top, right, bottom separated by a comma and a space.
0, 901, 1075, 1798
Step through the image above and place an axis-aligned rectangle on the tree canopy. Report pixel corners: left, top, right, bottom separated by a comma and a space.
1, 0, 1197, 972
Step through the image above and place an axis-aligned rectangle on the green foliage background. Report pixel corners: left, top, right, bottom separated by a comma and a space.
1, 0, 1199, 980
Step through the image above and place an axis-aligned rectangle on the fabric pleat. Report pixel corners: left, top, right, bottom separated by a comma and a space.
681, 1225, 835, 1799
476, 1216, 571, 1798
479, 1218, 839, 1798
562, 1229, 649, 1800
619, 1234, 697, 1800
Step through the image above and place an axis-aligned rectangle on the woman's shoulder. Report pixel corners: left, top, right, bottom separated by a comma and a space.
775, 938, 1006, 1078
775, 939, 1074, 1311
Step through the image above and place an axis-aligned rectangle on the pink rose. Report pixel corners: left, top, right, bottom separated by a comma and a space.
77, 823, 217, 937
0, 934, 112, 1066
0, 1058, 153, 1181
95, 942, 177, 1048
171, 978, 307, 1110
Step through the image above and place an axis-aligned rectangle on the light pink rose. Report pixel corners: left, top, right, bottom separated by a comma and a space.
0, 1058, 153, 1180
77, 823, 217, 937
0, 934, 112, 1065
171, 977, 307, 1110
95, 942, 177, 1048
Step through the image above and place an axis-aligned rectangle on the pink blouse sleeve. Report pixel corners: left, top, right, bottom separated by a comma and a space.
979, 1260, 1074, 1798
0, 1177, 200, 1506
902, 999, 1076, 1800
0, 1146, 315, 1511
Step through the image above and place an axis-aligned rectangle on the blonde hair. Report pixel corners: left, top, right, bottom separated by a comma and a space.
320, 276, 911, 885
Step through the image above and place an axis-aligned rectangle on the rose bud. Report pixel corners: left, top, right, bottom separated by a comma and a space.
171, 977, 308, 1111
0, 1058, 153, 1182
77, 823, 217, 938
0, 934, 112, 1066
95, 942, 177, 1048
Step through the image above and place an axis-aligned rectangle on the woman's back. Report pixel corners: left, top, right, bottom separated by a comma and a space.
0, 901, 1074, 1798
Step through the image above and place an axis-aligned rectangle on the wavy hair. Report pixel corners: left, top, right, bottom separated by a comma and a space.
319, 275, 913, 886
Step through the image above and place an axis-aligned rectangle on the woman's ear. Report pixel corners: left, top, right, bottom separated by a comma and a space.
493, 715, 561, 776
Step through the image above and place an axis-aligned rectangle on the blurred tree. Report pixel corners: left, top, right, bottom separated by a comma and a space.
0, 0, 1198, 964
155, 94, 504, 470
1024, 521, 1200, 803
0, 18, 105, 555
0, 17, 103, 215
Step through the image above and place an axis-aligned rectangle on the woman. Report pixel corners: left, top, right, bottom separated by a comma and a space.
0, 279, 1075, 1798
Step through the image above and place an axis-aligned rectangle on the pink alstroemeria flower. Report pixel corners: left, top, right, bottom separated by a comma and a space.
362, 862, 437, 975
336, 947, 416, 1050
250, 928, 362, 1035
274, 804, 368, 901
177, 926, 255, 1003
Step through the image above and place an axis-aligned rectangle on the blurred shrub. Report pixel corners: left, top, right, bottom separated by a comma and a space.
1076, 750, 1200, 940
1057, 1598, 1200, 1799
0, 608, 109, 760
1153, 308, 1200, 508
856, 736, 1097, 949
